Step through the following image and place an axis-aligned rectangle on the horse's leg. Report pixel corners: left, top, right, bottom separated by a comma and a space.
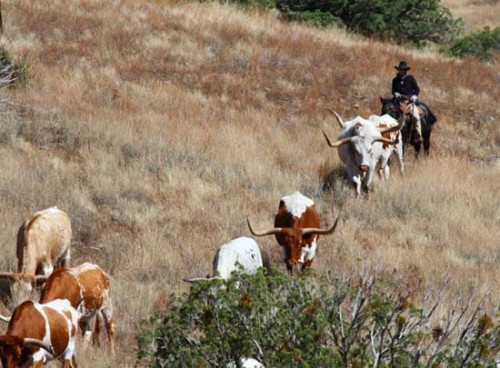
423, 127, 431, 155
414, 142, 422, 158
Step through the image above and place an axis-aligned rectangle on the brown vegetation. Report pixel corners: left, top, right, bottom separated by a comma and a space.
0, 0, 498, 366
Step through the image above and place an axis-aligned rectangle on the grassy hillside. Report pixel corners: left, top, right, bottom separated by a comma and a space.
0, 1, 498, 366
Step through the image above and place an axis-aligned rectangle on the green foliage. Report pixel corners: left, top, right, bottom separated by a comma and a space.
445, 26, 500, 62
276, 0, 463, 45
200, 0, 276, 11
0, 47, 30, 87
137, 268, 499, 367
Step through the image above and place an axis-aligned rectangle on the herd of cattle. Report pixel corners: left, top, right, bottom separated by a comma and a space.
0, 107, 416, 367
0, 207, 114, 367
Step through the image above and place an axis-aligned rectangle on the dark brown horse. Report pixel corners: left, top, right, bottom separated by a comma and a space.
380, 96, 436, 157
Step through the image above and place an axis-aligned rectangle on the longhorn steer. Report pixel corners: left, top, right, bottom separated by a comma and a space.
0, 299, 80, 368
366, 114, 405, 179
247, 192, 340, 274
184, 237, 264, 282
323, 111, 402, 195
38, 263, 115, 354
17, 207, 72, 276
0, 207, 72, 305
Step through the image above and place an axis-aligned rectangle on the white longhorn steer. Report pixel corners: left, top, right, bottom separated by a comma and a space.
184, 237, 264, 282
0, 299, 81, 368
323, 111, 402, 195
366, 114, 405, 179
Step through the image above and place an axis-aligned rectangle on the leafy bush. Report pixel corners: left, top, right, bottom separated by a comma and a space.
0, 47, 30, 87
200, 0, 276, 11
137, 267, 498, 367
446, 27, 500, 62
276, 0, 463, 45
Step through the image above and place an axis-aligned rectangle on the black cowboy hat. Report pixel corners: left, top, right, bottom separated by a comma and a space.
395, 61, 410, 71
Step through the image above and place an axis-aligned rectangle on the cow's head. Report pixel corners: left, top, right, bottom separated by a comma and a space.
247, 215, 340, 273
0, 273, 46, 308
323, 112, 402, 171
0, 336, 53, 368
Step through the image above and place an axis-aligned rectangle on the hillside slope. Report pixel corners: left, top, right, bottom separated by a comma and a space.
0, 1, 498, 366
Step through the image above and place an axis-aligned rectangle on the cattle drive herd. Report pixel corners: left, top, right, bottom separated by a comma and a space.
0, 104, 427, 367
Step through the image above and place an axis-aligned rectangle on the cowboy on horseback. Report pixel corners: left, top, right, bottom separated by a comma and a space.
392, 61, 423, 141
391, 61, 437, 144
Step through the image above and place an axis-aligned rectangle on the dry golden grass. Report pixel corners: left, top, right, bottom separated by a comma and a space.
0, 1, 498, 366
442, 0, 500, 33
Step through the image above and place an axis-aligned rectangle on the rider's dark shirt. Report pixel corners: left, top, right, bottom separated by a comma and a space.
392, 74, 420, 97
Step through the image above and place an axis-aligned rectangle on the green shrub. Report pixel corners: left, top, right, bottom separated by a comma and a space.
137, 267, 498, 367
446, 26, 500, 62
276, 0, 463, 45
0, 47, 30, 87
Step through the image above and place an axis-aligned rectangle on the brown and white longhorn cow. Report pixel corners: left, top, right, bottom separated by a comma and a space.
38, 263, 115, 354
247, 192, 340, 273
0, 299, 81, 368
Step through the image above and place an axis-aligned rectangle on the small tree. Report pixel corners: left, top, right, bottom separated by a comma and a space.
276, 0, 463, 45
446, 26, 500, 63
137, 267, 498, 367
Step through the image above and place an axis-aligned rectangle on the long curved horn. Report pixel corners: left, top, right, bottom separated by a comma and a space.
0, 314, 11, 323
246, 218, 282, 237
33, 275, 49, 287
373, 137, 397, 145
183, 276, 223, 283
322, 131, 352, 148
325, 109, 345, 128
302, 213, 341, 236
379, 118, 403, 134
0, 272, 15, 280
23, 338, 54, 354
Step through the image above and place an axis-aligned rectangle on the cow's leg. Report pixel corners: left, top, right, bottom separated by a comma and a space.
79, 318, 93, 351
377, 154, 390, 180
363, 169, 375, 193
101, 308, 116, 355
58, 249, 71, 269
395, 144, 405, 175
62, 356, 78, 368
346, 166, 362, 195
41, 262, 54, 276
92, 312, 102, 346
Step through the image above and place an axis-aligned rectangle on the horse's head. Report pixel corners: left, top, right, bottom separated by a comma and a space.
379, 96, 401, 119
398, 99, 411, 115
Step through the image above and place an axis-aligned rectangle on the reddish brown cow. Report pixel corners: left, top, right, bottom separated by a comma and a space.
0, 299, 80, 368
39, 263, 115, 354
247, 192, 340, 273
